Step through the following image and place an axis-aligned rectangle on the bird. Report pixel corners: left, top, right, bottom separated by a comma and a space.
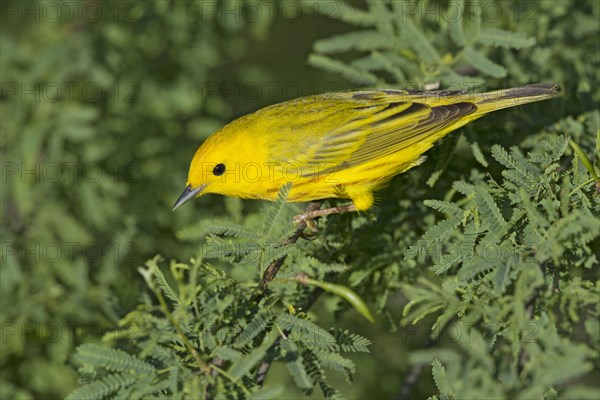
173, 83, 560, 221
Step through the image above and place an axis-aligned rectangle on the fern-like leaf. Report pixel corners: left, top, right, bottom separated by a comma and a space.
431, 359, 455, 398
478, 28, 536, 49
228, 333, 276, 381
277, 314, 338, 351
75, 344, 155, 375
308, 54, 379, 85
234, 312, 273, 349
332, 329, 371, 353
260, 183, 292, 241
406, 216, 462, 261
424, 199, 463, 217
463, 46, 507, 78
66, 373, 138, 400
282, 340, 313, 391
396, 18, 441, 65
313, 30, 396, 54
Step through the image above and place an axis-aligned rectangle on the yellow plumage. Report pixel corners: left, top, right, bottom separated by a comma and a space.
174, 83, 560, 211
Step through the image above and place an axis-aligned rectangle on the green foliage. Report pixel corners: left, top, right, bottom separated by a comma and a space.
307, 0, 600, 96
1, 0, 333, 398
69, 228, 370, 398
3, 0, 599, 399
403, 132, 599, 397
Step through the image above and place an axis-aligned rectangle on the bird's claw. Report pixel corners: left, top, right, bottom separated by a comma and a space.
292, 213, 319, 237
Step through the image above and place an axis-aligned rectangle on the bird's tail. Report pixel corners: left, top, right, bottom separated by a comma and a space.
409, 83, 560, 115
466, 83, 561, 115
395, 83, 561, 147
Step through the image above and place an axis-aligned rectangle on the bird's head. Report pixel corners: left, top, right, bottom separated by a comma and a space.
172, 121, 269, 210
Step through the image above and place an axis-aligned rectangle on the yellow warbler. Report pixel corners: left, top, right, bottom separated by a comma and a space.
174, 83, 559, 216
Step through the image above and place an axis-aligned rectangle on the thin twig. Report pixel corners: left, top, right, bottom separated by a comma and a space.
213, 201, 322, 387
255, 340, 279, 386
397, 363, 425, 400
518, 296, 536, 372
209, 202, 321, 385
259, 201, 322, 291
397, 336, 436, 400
255, 202, 326, 386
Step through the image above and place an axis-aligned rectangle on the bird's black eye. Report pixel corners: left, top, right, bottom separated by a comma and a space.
213, 163, 226, 176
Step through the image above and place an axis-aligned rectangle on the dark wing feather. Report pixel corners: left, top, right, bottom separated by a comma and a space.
343, 102, 476, 167
284, 95, 476, 176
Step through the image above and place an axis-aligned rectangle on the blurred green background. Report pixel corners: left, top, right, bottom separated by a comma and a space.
1, 0, 598, 399
0, 2, 353, 397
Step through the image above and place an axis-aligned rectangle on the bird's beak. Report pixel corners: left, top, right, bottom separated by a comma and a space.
172, 184, 205, 211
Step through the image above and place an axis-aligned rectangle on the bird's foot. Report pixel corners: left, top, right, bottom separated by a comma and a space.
292, 204, 358, 230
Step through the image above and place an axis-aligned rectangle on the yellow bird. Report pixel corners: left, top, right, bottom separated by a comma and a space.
174, 83, 559, 219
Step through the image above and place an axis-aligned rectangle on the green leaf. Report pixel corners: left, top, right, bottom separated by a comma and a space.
492, 145, 537, 187
448, 0, 466, 46
570, 139, 600, 184
308, 54, 379, 85
470, 141, 489, 167
464, 0, 482, 38
472, 185, 507, 239
277, 314, 338, 351
261, 183, 292, 241
313, 30, 396, 54
370, 51, 407, 83
281, 341, 313, 391
406, 216, 462, 260
153, 264, 180, 306
313, 348, 355, 375
302, 0, 379, 27
431, 359, 456, 397
75, 344, 155, 374
494, 261, 511, 296
478, 28, 536, 49
332, 329, 371, 353
462, 47, 507, 78
234, 312, 273, 349
297, 275, 375, 323
249, 385, 285, 400
66, 373, 138, 400
399, 20, 441, 65
207, 223, 261, 239
424, 199, 463, 217
228, 333, 277, 381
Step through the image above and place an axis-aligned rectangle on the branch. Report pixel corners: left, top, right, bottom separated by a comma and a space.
254, 203, 328, 386
518, 296, 536, 372
397, 363, 425, 400
208, 201, 325, 388
259, 201, 322, 291
397, 336, 436, 400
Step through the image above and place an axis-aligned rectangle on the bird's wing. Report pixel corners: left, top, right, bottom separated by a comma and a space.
279, 91, 476, 176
